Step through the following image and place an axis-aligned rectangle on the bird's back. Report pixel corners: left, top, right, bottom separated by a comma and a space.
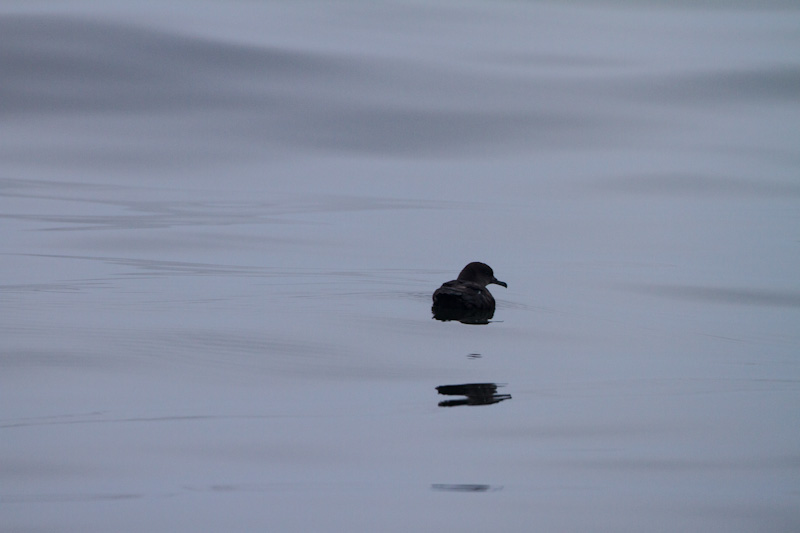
432, 280, 495, 311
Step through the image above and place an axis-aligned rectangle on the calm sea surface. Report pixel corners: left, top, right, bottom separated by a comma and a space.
2, 1, 799, 531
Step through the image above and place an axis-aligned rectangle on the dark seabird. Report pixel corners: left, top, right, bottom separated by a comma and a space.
432, 262, 507, 324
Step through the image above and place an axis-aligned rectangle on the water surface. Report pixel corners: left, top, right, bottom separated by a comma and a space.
2, 1, 799, 531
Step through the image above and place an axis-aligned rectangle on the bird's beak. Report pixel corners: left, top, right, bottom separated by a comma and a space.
492, 278, 507, 288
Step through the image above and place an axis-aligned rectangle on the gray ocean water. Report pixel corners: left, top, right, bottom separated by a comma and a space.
2, 1, 799, 531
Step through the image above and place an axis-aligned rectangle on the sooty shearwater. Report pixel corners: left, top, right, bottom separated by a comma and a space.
432, 262, 507, 323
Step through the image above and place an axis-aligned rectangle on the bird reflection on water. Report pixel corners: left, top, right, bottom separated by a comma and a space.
436, 383, 511, 407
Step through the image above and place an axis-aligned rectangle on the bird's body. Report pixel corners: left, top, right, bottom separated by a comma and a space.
432, 262, 507, 323
432, 279, 497, 311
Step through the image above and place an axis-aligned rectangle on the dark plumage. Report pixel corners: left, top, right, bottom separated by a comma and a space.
432, 262, 507, 323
